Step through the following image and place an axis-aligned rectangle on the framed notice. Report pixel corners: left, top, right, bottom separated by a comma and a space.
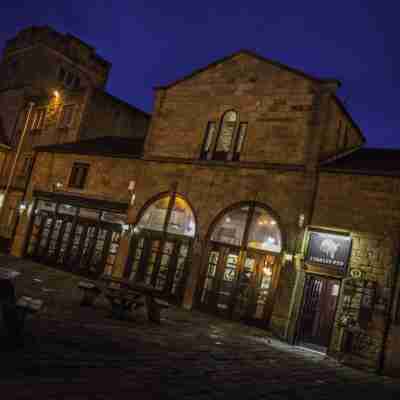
305, 230, 352, 275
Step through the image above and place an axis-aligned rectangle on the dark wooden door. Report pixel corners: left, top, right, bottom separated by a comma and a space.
198, 245, 240, 317
297, 274, 340, 350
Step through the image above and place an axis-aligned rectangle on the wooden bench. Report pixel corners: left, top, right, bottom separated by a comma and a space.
77, 280, 102, 307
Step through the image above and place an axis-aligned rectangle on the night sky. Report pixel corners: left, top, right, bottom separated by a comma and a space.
1, 1, 398, 148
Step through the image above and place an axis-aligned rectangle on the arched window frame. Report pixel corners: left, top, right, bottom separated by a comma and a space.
206, 201, 284, 254
213, 110, 238, 161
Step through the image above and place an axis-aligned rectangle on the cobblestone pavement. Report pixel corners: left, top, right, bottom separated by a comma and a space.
1, 255, 400, 399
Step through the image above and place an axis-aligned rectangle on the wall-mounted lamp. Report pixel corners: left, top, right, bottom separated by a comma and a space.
263, 266, 273, 276
298, 213, 305, 228
19, 201, 28, 215
53, 181, 63, 192
128, 180, 136, 206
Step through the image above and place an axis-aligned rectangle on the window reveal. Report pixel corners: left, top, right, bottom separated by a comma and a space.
233, 122, 247, 161
68, 163, 90, 189
201, 122, 216, 159
201, 111, 247, 161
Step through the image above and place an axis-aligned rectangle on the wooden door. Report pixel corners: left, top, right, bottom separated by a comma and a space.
297, 275, 340, 350
213, 247, 240, 317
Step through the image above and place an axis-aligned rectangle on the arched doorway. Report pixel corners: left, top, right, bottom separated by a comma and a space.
197, 202, 283, 325
125, 193, 196, 304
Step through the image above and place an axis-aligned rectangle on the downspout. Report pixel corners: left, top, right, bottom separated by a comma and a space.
10, 151, 38, 250
377, 243, 400, 374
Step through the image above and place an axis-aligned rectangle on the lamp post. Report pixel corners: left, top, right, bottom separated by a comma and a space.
0, 101, 35, 229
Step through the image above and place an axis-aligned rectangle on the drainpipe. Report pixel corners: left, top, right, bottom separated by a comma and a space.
377, 244, 400, 374
10, 151, 38, 251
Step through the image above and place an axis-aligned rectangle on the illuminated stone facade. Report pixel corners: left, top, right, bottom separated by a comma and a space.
3, 28, 400, 376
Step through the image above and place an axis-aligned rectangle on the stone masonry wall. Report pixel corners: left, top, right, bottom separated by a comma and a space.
145, 52, 318, 165
309, 171, 400, 371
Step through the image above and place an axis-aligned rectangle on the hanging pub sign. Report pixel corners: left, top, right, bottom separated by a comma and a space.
305, 230, 352, 274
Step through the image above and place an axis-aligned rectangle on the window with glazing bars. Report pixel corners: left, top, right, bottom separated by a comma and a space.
68, 163, 89, 189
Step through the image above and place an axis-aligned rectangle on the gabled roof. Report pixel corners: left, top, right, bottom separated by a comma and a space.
154, 49, 341, 90
35, 136, 144, 159
321, 147, 400, 176
154, 49, 364, 142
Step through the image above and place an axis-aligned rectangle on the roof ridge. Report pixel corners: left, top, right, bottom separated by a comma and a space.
154, 48, 339, 90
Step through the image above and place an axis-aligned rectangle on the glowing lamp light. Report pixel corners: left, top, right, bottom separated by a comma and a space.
263, 267, 272, 276
53, 90, 60, 98
270, 220, 277, 226
19, 202, 28, 214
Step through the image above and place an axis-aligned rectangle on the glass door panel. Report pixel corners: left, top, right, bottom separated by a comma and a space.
144, 240, 160, 285
154, 241, 175, 290
56, 220, 74, 265
200, 249, 220, 305
129, 237, 145, 280
171, 243, 189, 295
77, 225, 97, 274
104, 229, 121, 276
68, 223, 85, 265
27, 213, 44, 256
36, 215, 54, 258
216, 250, 239, 313
87, 227, 109, 276
253, 254, 275, 320
233, 255, 257, 319
45, 218, 63, 262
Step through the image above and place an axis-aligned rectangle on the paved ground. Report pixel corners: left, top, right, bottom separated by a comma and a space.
1, 255, 400, 399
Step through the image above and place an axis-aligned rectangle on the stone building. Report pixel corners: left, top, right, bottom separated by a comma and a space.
0, 26, 149, 246
4, 29, 400, 377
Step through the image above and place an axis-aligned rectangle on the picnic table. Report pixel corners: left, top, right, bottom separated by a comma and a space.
78, 276, 170, 323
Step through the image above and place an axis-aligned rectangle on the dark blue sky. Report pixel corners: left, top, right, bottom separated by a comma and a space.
1, 1, 399, 148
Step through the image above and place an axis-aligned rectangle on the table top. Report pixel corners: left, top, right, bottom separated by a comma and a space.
101, 276, 159, 295
0, 267, 21, 280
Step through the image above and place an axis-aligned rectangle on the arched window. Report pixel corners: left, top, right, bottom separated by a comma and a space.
214, 110, 238, 160
126, 193, 196, 302
136, 194, 196, 237
210, 204, 282, 252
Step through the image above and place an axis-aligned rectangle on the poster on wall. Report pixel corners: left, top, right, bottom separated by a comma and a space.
305, 230, 352, 274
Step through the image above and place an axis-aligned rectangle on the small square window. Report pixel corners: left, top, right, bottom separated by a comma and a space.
30, 108, 46, 132
68, 163, 89, 189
